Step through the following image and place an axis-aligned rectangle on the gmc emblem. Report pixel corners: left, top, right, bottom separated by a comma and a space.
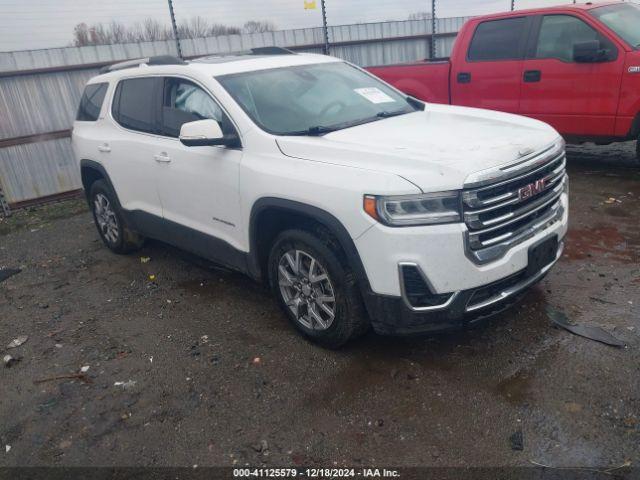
518, 178, 546, 200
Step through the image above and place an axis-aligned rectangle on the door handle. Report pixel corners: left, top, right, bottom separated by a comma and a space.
524, 70, 542, 83
97, 144, 111, 153
154, 153, 171, 163
457, 72, 471, 84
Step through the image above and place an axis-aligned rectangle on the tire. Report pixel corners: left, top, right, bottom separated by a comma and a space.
268, 228, 369, 348
89, 179, 144, 254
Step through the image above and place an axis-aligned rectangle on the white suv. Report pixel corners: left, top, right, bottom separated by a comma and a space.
72, 50, 568, 348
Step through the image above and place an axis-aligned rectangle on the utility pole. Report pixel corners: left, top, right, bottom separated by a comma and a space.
320, 0, 330, 55
167, 0, 183, 59
430, 0, 436, 59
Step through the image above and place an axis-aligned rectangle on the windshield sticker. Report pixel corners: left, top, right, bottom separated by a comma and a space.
354, 87, 395, 104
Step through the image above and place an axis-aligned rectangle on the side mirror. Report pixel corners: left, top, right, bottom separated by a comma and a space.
573, 40, 609, 63
179, 119, 239, 147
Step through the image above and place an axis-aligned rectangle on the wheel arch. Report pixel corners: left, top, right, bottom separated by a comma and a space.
80, 160, 118, 201
248, 198, 370, 291
626, 111, 640, 140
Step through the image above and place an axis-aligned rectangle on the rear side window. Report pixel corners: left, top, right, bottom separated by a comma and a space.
468, 17, 527, 61
112, 78, 159, 134
76, 83, 108, 121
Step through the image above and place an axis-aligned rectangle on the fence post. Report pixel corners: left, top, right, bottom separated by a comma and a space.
511, 0, 515, 11
321, 0, 330, 55
430, 0, 436, 59
167, 0, 183, 59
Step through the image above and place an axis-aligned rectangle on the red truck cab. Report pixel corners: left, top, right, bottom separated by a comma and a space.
368, 2, 640, 157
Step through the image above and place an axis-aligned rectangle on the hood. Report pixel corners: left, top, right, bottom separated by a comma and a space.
276, 104, 560, 192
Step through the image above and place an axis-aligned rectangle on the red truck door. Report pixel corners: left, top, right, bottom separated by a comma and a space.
519, 13, 623, 137
451, 16, 532, 113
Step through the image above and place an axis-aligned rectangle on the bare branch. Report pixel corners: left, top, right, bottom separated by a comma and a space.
70, 16, 247, 46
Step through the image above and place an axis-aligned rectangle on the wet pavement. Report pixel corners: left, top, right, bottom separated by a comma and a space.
0, 143, 638, 470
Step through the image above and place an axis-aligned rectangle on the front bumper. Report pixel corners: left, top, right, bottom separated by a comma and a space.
355, 192, 568, 296
362, 238, 564, 336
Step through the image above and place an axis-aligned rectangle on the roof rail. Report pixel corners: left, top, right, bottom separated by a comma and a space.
99, 55, 186, 74
250, 47, 295, 55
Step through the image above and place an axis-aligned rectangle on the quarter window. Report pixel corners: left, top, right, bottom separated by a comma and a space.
468, 17, 527, 61
112, 77, 160, 134
534, 15, 613, 62
77, 83, 108, 121
161, 78, 231, 138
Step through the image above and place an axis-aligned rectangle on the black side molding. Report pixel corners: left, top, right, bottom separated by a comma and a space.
123, 210, 250, 275
248, 198, 370, 290
79, 159, 119, 201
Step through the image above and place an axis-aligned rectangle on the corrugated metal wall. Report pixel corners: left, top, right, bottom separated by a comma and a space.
0, 16, 467, 206
0, 70, 97, 138
0, 139, 78, 202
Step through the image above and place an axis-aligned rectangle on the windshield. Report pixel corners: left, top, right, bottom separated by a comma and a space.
591, 3, 640, 48
217, 62, 417, 135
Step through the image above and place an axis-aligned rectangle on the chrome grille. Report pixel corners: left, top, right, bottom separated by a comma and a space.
463, 146, 567, 264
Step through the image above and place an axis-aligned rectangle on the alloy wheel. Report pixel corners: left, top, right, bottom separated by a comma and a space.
93, 193, 119, 244
277, 249, 336, 330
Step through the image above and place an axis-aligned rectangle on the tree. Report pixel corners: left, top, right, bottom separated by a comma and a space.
408, 12, 432, 21
141, 18, 172, 42
72, 23, 90, 47
70, 16, 250, 46
243, 20, 277, 34
177, 18, 241, 38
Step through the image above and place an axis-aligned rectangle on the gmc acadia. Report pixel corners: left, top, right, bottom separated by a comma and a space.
72, 50, 569, 347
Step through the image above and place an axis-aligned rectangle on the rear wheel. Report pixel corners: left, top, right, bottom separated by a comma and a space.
89, 180, 144, 254
268, 228, 369, 348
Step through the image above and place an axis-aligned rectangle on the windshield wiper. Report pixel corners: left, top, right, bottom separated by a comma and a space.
283, 111, 410, 136
376, 109, 410, 118
284, 125, 337, 136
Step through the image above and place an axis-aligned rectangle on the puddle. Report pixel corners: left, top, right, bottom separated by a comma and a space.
495, 372, 532, 405
564, 225, 638, 262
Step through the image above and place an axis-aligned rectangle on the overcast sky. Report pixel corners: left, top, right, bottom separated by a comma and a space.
0, 0, 584, 52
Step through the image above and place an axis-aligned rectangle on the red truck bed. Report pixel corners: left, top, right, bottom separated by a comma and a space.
367, 60, 451, 105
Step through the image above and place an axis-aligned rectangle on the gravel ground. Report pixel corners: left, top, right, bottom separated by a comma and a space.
0, 143, 639, 472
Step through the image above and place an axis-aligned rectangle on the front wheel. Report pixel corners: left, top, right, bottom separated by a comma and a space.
268, 229, 369, 349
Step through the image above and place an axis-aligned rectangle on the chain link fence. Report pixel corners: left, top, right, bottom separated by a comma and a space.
2, 0, 620, 54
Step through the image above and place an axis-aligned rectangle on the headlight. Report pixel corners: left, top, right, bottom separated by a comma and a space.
364, 192, 461, 226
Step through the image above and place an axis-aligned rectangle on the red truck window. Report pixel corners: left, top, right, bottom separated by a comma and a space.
590, 3, 640, 49
534, 15, 617, 63
467, 17, 527, 62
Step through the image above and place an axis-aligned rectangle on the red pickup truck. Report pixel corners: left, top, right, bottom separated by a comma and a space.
368, 1, 640, 159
